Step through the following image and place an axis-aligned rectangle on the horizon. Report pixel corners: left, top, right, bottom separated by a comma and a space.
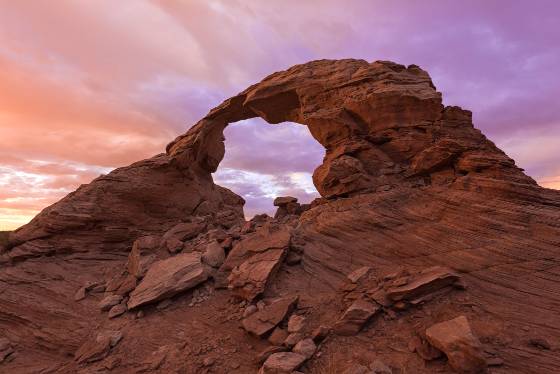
1, 0, 559, 231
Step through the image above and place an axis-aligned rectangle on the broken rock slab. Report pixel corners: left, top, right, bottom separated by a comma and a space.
334, 299, 380, 335
259, 352, 307, 374
425, 316, 486, 373
242, 296, 298, 337
228, 247, 287, 301
127, 252, 208, 309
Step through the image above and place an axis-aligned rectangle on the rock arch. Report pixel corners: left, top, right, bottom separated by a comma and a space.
166, 59, 447, 198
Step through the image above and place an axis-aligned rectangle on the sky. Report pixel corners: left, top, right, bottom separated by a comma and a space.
0, 0, 559, 230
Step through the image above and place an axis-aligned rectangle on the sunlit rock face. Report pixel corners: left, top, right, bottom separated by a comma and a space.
1, 59, 559, 374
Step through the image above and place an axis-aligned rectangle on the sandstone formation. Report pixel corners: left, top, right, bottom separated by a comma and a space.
1, 59, 559, 373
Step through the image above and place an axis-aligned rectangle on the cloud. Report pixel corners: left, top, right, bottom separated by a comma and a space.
0, 0, 558, 228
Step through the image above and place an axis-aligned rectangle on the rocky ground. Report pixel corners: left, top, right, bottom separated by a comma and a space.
1, 59, 559, 373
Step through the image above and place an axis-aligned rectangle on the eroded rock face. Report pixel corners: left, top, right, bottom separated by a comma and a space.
1, 59, 559, 373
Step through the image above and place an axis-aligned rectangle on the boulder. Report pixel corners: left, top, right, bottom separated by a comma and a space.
425, 316, 486, 373
127, 252, 208, 309
242, 296, 298, 337
259, 352, 307, 373
223, 223, 291, 300
334, 299, 380, 335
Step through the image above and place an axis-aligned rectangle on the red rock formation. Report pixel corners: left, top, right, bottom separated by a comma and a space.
1, 59, 559, 373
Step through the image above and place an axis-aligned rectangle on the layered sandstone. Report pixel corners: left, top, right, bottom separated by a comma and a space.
0, 59, 559, 374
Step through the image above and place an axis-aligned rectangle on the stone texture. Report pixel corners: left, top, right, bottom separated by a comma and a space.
425, 316, 486, 373
128, 252, 208, 309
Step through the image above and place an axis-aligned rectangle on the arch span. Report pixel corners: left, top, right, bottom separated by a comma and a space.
167, 59, 447, 199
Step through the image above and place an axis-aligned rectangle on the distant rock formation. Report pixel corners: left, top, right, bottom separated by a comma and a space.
1, 59, 559, 373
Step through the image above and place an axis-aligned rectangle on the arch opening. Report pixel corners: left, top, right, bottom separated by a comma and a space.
213, 118, 324, 219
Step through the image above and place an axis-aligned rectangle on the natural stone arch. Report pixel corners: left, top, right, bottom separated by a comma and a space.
167, 59, 445, 199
